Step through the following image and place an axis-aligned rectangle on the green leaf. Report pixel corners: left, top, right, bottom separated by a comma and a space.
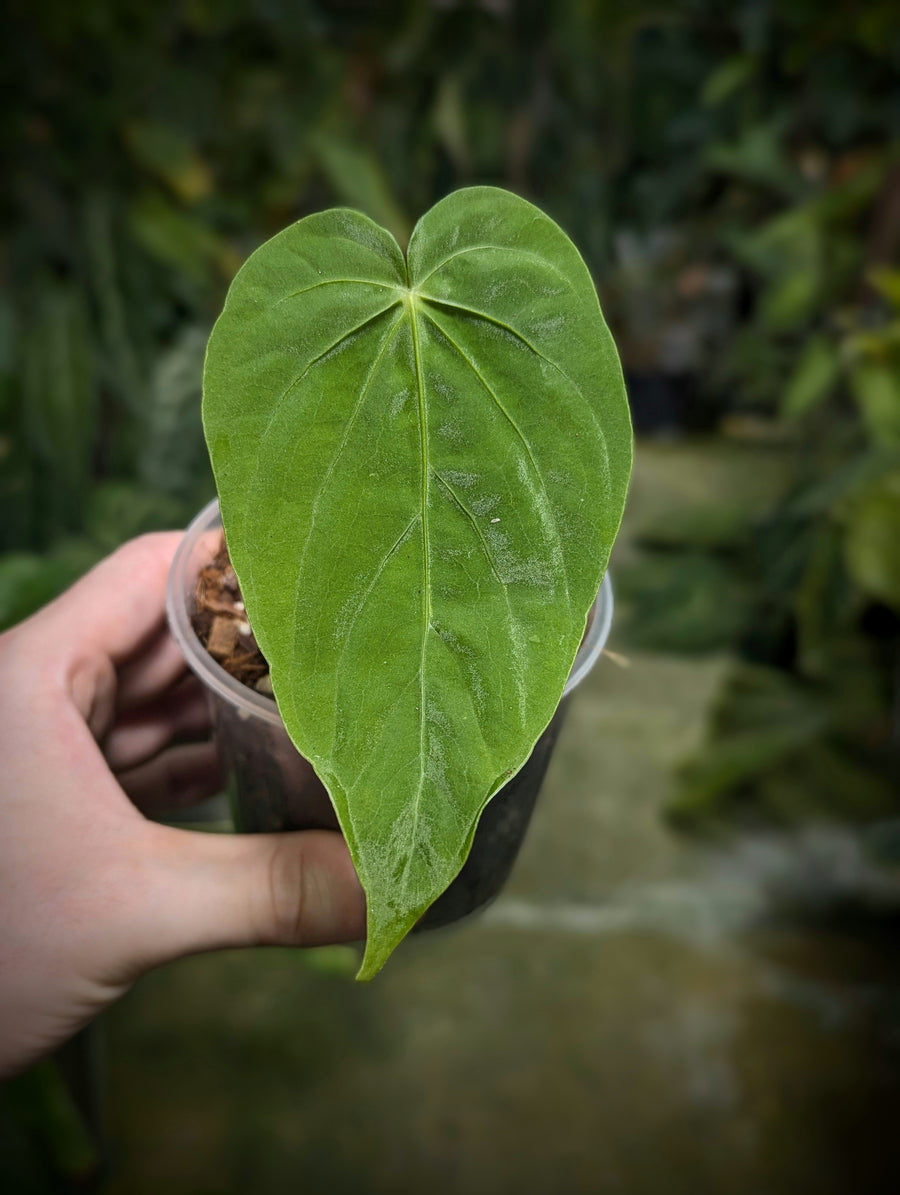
432, 74, 470, 172
0, 541, 102, 631
617, 553, 751, 654
867, 266, 900, 310
310, 133, 411, 247
83, 483, 188, 552
139, 325, 211, 499
848, 358, 900, 448
670, 721, 825, 826
706, 125, 801, 199
0, 293, 16, 422
123, 120, 213, 204
82, 192, 147, 414
780, 333, 839, 419
843, 470, 900, 611
130, 192, 234, 290
701, 55, 756, 107
204, 187, 632, 977
21, 284, 96, 498
668, 664, 829, 826
760, 268, 820, 331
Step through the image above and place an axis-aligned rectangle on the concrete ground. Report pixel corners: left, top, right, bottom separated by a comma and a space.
99, 635, 900, 1194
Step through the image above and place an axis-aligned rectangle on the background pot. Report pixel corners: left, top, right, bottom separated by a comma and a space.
166, 498, 614, 927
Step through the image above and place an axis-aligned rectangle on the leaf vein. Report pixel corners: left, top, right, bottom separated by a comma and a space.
414, 243, 572, 290
327, 514, 421, 758
421, 305, 573, 611
271, 277, 401, 308
431, 468, 527, 726
256, 299, 401, 457
291, 310, 405, 598
431, 468, 504, 586
406, 294, 432, 860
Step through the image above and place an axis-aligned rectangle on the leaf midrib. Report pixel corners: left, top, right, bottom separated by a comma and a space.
406, 291, 433, 852
255, 270, 591, 889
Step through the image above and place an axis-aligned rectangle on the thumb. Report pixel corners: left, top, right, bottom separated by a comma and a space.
127, 824, 366, 973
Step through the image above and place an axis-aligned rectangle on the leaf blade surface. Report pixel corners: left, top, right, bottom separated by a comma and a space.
204, 188, 632, 976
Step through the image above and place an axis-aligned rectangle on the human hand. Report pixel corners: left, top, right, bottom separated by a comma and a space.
0, 533, 366, 1077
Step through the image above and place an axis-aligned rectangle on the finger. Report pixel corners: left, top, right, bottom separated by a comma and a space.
104, 677, 211, 772
119, 741, 223, 815
32, 533, 184, 668
115, 627, 191, 711
125, 825, 366, 975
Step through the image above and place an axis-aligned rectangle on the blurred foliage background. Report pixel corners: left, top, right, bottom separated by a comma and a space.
1, 0, 898, 835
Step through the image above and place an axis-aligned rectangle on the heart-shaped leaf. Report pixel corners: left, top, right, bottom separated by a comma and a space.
203, 186, 632, 976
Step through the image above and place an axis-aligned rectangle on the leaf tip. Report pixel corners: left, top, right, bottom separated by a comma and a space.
354, 905, 426, 980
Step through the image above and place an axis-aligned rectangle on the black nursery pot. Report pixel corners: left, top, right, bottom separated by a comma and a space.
166, 499, 614, 928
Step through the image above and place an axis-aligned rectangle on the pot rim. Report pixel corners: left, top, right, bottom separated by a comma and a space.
166, 497, 615, 727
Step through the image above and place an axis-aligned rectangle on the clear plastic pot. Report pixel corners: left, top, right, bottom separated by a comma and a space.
166, 498, 614, 927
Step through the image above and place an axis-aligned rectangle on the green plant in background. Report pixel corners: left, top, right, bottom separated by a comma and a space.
669, 258, 900, 829
204, 187, 631, 974
583, 2, 899, 832
626, 181, 900, 826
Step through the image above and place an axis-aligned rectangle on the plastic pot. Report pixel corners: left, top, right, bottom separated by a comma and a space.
166, 498, 614, 928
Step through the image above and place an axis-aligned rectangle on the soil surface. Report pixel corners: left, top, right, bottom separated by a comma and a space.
191, 539, 273, 695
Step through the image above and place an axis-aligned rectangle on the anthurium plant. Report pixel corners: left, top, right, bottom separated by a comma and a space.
202, 186, 632, 977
